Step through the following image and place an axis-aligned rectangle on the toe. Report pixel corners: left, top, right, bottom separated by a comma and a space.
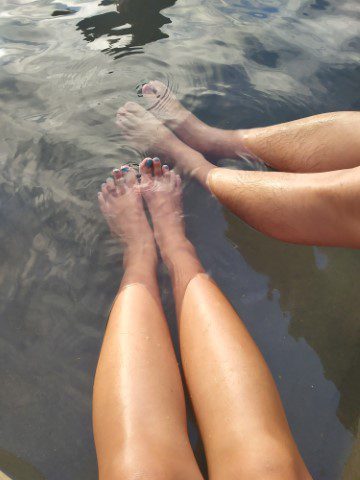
122, 112, 137, 125
162, 164, 170, 178
117, 107, 127, 116
114, 177, 126, 195
140, 157, 154, 176
153, 157, 162, 176
122, 165, 137, 188
121, 117, 134, 128
175, 174, 182, 189
168, 170, 176, 189
142, 80, 166, 98
124, 101, 142, 113
115, 115, 125, 128
106, 177, 116, 195
98, 191, 106, 210
112, 168, 123, 183
101, 182, 109, 197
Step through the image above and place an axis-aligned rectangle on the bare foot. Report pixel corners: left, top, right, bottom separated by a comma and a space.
142, 80, 247, 159
116, 102, 213, 183
116, 101, 177, 158
139, 157, 185, 250
139, 157, 204, 299
98, 165, 156, 261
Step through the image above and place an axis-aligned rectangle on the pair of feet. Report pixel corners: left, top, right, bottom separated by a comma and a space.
116, 81, 245, 175
98, 157, 186, 266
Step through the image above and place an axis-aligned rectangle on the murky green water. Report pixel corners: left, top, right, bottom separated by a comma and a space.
0, 0, 359, 479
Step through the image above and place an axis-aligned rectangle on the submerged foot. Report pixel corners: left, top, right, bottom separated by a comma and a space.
116, 102, 179, 158
98, 165, 156, 260
142, 80, 246, 159
138, 157, 188, 256
116, 102, 213, 181
139, 157, 204, 283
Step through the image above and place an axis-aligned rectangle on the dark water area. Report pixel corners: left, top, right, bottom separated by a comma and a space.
0, 0, 360, 479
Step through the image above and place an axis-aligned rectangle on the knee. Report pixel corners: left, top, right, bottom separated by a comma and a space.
100, 461, 174, 480
214, 439, 309, 480
99, 456, 199, 480
100, 466, 169, 480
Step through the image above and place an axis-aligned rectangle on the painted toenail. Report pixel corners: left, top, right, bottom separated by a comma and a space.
142, 83, 154, 95
163, 164, 169, 170
145, 159, 153, 168
121, 166, 130, 172
112, 168, 121, 178
153, 157, 160, 163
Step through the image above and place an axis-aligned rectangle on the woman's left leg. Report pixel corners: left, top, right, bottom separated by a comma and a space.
141, 161, 311, 480
94, 166, 204, 480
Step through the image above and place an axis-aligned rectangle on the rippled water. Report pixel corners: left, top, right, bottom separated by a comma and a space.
1, 0, 360, 479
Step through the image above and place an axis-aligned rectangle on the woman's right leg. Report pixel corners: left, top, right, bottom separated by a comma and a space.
142, 161, 312, 480
94, 166, 204, 480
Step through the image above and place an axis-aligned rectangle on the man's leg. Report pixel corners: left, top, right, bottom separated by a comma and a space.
94, 166, 203, 480
241, 111, 360, 172
116, 104, 360, 248
207, 165, 360, 248
141, 161, 312, 480
142, 81, 360, 172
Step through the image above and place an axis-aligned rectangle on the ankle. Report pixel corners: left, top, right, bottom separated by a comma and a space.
123, 241, 157, 269
160, 238, 203, 273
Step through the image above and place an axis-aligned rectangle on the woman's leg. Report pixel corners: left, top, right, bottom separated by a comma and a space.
94, 166, 204, 480
141, 161, 312, 480
141, 81, 360, 172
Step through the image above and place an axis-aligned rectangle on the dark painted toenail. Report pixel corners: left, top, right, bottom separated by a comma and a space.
153, 157, 160, 163
163, 164, 169, 170
112, 168, 121, 178
145, 159, 153, 168
121, 166, 130, 172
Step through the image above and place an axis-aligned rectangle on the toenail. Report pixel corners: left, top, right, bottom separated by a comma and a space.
145, 159, 153, 168
121, 166, 130, 172
153, 157, 160, 163
112, 168, 121, 178
163, 164, 169, 170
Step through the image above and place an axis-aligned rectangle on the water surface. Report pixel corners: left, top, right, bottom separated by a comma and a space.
0, 0, 359, 479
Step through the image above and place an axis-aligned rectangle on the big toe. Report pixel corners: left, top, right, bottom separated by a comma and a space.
122, 165, 137, 188
140, 157, 154, 176
124, 101, 144, 114
142, 80, 165, 96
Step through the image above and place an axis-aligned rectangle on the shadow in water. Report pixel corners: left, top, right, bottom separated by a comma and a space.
224, 211, 360, 434
76, 0, 176, 59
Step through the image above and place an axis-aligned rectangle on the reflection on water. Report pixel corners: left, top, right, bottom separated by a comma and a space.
0, 0, 360, 479
225, 214, 360, 434
76, 0, 176, 59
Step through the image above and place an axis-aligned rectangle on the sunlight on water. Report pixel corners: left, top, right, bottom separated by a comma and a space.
0, 0, 359, 479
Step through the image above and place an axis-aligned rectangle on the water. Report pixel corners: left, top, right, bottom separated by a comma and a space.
0, 0, 359, 478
